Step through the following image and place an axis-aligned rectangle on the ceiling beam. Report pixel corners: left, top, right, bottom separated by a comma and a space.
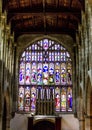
7, 12, 80, 22
14, 29, 76, 42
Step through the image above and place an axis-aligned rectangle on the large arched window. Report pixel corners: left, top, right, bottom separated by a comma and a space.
18, 38, 73, 115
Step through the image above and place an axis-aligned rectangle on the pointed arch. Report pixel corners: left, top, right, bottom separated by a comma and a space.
18, 38, 73, 115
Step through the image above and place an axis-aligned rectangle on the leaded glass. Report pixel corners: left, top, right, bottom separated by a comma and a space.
19, 62, 25, 85
55, 63, 60, 85
61, 87, 66, 111
18, 86, 24, 111
67, 87, 72, 111
25, 62, 31, 84
37, 63, 43, 85
67, 63, 72, 85
49, 63, 54, 85
24, 86, 30, 111
43, 63, 49, 85
43, 39, 49, 50
31, 86, 36, 112
31, 63, 37, 84
18, 38, 73, 114
55, 87, 60, 111
61, 63, 67, 85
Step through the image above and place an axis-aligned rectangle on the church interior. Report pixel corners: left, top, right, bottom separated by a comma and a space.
0, 0, 92, 130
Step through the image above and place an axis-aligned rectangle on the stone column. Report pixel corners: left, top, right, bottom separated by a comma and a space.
85, 116, 92, 130
78, 98, 85, 130
0, 113, 2, 130
79, 119, 85, 130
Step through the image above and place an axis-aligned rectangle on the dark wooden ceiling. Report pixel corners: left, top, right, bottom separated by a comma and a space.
3, 0, 84, 41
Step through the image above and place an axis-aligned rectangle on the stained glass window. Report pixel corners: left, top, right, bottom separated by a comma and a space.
18, 38, 73, 114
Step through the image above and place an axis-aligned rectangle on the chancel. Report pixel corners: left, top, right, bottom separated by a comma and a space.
0, 0, 92, 130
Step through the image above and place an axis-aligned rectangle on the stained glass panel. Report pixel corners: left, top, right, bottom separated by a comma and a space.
55, 63, 60, 85
37, 63, 43, 85
61, 63, 67, 85
61, 87, 66, 111
49, 63, 54, 85
18, 86, 24, 111
25, 62, 31, 84
24, 86, 30, 111
67, 63, 72, 85
31, 86, 36, 113
43, 39, 49, 50
55, 87, 60, 111
67, 87, 72, 111
19, 62, 25, 85
43, 63, 49, 85
18, 38, 73, 113
31, 63, 37, 84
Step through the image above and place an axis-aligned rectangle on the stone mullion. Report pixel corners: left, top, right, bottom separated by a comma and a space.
86, 2, 92, 70
0, 14, 3, 130
88, 7, 92, 70
9, 35, 15, 114
79, 26, 83, 86
81, 12, 85, 91
71, 44, 76, 115
75, 32, 80, 118
12, 43, 18, 112
82, 13, 87, 92
78, 23, 86, 130
11, 43, 15, 112
76, 33, 80, 97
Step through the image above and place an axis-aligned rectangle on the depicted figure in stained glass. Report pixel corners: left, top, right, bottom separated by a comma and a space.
55, 87, 60, 111
61, 68, 66, 85
49, 64, 54, 84
19, 62, 25, 85
37, 65, 43, 85
55, 69, 60, 84
31, 91, 36, 112
18, 97, 24, 110
31, 68, 37, 84
18, 86, 24, 111
67, 69, 72, 85
67, 87, 72, 111
43, 64, 49, 85
25, 63, 31, 84
43, 39, 48, 50
67, 94, 72, 109
67, 63, 72, 85
61, 63, 67, 85
31, 63, 37, 84
19, 70, 24, 83
55, 93, 60, 111
61, 88, 66, 111
37, 73, 42, 85
24, 86, 30, 111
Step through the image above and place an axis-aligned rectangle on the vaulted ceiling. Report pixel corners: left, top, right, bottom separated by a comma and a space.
3, 0, 85, 41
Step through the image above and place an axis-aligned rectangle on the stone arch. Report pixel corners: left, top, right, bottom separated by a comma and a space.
17, 35, 74, 59
85, 75, 92, 116
33, 119, 55, 130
